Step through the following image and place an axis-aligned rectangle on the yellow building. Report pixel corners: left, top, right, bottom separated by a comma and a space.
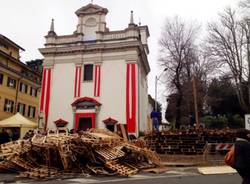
0, 34, 41, 123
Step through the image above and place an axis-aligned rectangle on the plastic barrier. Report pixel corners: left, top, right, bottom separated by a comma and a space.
215, 143, 234, 151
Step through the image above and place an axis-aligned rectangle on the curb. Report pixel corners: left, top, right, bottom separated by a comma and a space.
162, 162, 197, 167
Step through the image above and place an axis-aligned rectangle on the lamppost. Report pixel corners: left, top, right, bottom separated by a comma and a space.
245, 18, 250, 108
155, 68, 167, 111
192, 75, 199, 128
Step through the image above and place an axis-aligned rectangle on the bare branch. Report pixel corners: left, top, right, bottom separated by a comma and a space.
206, 7, 250, 112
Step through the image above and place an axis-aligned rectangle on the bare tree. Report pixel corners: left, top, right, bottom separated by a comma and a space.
206, 7, 250, 112
159, 16, 201, 128
239, 0, 250, 8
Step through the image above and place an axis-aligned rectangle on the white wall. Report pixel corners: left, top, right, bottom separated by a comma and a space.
48, 63, 75, 129
97, 60, 127, 128
138, 66, 148, 133
46, 54, 148, 134
81, 80, 94, 98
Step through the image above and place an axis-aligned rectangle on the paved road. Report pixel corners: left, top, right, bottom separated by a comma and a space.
61, 174, 241, 184
1, 171, 241, 184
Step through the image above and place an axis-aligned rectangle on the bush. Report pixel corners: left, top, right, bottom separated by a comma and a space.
201, 115, 214, 128
216, 115, 228, 128
228, 114, 244, 128
201, 115, 228, 129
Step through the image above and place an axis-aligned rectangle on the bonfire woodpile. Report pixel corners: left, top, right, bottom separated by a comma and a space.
204, 128, 236, 143
0, 129, 161, 179
144, 128, 237, 154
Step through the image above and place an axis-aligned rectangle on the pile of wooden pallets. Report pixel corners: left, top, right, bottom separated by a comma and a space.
204, 128, 236, 143
145, 129, 206, 154
0, 129, 160, 179
144, 128, 237, 155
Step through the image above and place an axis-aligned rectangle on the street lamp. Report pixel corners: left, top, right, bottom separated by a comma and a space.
155, 68, 168, 111
192, 75, 200, 128
246, 18, 250, 105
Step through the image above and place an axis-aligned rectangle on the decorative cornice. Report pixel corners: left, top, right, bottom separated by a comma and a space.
40, 40, 140, 55
138, 25, 150, 37
126, 60, 137, 64
45, 26, 142, 46
40, 40, 150, 74
43, 53, 137, 65
94, 61, 103, 65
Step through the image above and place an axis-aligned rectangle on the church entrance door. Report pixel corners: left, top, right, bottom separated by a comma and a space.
78, 117, 92, 131
74, 113, 96, 132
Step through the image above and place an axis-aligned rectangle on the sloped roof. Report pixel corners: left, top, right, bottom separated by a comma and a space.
0, 113, 37, 128
54, 119, 69, 127
75, 3, 108, 16
0, 34, 25, 51
102, 117, 118, 125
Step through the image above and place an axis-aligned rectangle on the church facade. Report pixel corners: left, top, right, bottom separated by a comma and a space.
39, 3, 150, 136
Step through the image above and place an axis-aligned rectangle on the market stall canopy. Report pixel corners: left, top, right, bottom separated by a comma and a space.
0, 113, 37, 128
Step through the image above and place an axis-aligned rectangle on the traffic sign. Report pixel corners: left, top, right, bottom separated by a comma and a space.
245, 114, 250, 130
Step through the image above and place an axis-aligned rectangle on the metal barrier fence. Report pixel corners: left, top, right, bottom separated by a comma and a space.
203, 143, 234, 165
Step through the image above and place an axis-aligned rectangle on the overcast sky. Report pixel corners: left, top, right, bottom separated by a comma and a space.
1, 0, 238, 115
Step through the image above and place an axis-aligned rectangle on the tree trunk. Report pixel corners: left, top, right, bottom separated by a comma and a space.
175, 92, 182, 129
175, 76, 182, 129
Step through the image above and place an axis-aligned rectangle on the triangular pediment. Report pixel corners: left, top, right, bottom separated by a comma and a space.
75, 4, 108, 16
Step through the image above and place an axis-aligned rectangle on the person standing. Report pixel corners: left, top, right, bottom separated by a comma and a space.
11, 128, 19, 141
189, 114, 196, 128
150, 109, 159, 132
234, 129, 250, 184
0, 129, 10, 144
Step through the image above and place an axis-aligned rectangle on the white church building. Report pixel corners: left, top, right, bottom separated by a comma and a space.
39, 3, 150, 136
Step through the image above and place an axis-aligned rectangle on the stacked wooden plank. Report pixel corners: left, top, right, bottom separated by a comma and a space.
95, 146, 125, 161
204, 129, 236, 143
19, 168, 60, 179
144, 128, 237, 155
145, 129, 206, 154
105, 161, 139, 176
0, 129, 160, 179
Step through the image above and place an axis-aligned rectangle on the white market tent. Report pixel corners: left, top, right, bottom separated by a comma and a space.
0, 113, 37, 138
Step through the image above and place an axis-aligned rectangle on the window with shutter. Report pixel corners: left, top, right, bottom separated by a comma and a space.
19, 83, 28, 93
30, 87, 37, 97
7, 77, 16, 88
4, 99, 14, 113
17, 103, 26, 116
28, 106, 36, 118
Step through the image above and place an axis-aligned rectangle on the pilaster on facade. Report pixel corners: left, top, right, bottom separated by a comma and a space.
74, 65, 82, 98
